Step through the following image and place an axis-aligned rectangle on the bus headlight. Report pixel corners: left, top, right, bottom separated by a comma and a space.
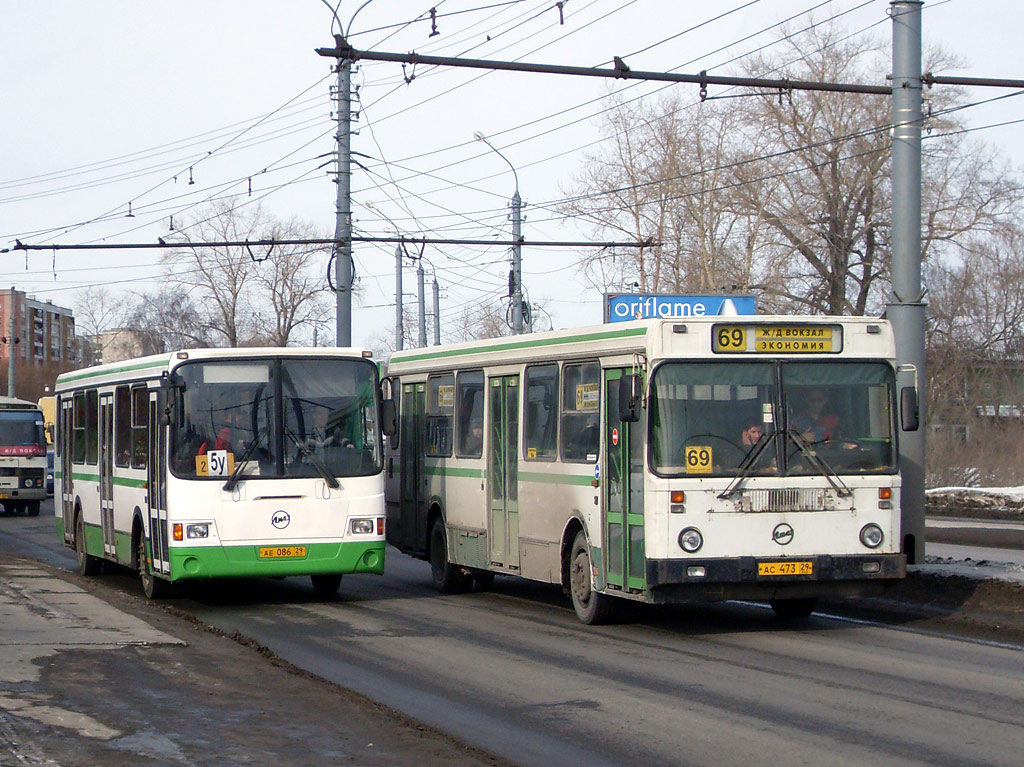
678, 527, 704, 553
186, 523, 210, 539
859, 523, 884, 549
350, 518, 375, 535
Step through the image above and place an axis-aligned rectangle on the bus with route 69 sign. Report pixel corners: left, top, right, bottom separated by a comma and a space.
382, 316, 919, 624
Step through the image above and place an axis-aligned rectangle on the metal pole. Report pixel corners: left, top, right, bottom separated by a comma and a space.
889, 0, 926, 565
395, 243, 404, 351
432, 277, 441, 346
417, 259, 427, 348
333, 59, 353, 347
7, 288, 15, 398
511, 191, 523, 335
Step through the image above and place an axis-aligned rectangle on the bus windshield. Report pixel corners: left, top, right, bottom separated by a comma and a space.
171, 357, 381, 481
650, 361, 897, 478
0, 411, 47, 456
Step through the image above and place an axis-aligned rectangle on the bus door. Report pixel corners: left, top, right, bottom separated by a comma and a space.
488, 375, 519, 570
59, 396, 74, 543
604, 369, 646, 592
147, 393, 170, 575
399, 383, 426, 551
99, 393, 116, 556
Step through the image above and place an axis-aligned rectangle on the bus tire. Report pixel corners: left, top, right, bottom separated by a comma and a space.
27, 501, 41, 517
311, 573, 342, 598
137, 535, 169, 600
75, 514, 101, 577
569, 530, 615, 625
770, 597, 818, 619
429, 516, 468, 594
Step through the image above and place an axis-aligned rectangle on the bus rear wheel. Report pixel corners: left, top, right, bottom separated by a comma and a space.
137, 535, 169, 599
311, 574, 342, 598
27, 501, 40, 517
770, 597, 818, 619
75, 514, 101, 576
430, 517, 469, 594
569, 530, 615, 625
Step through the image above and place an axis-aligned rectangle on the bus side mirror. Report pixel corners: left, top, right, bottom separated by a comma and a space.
619, 374, 641, 423
381, 399, 398, 437
900, 386, 919, 432
157, 389, 172, 426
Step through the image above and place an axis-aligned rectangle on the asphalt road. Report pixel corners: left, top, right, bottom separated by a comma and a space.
3, 501, 1023, 767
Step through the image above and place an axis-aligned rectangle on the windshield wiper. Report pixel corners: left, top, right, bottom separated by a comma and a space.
222, 428, 263, 492
285, 429, 340, 489
718, 431, 774, 500
784, 429, 852, 497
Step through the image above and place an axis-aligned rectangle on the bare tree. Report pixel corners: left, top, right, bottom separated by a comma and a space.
161, 200, 331, 347
71, 286, 130, 338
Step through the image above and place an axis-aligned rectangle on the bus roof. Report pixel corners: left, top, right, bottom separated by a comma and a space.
55, 346, 376, 392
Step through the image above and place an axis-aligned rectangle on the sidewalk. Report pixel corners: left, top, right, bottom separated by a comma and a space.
0, 556, 505, 767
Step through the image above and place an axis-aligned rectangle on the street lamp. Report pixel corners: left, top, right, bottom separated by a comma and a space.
474, 131, 524, 335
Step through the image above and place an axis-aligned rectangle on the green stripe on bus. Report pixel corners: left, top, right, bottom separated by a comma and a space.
423, 465, 484, 478
519, 471, 594, 486
66, 472, 146, 488
58, 358, 168, 384
390, 326, 648, 364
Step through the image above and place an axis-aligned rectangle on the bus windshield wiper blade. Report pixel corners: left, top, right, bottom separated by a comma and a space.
718, 432, 773, 500
222, 429, 262, 492
784, 429, 852, 497
285, 429, 340, 489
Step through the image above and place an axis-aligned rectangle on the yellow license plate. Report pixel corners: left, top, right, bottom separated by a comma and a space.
758, 561, 813, 576
258, 545, 308, 559
0, 493, 7, 499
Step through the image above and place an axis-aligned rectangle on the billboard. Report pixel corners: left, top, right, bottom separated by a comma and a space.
604, 293, 757, 323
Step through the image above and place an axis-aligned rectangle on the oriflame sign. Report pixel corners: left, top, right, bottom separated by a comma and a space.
604, 293, 756, 323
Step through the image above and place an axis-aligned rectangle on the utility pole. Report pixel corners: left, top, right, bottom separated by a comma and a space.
432, 277, 441, 346
417, 257, 427, 348
511, 190, 523, 335
889, 0, 926, 565
395, 243, 403, 352
6, 287, 15, 398
318, 41, 354, 348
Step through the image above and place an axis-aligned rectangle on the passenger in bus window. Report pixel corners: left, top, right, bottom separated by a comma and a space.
740, 419, 763, 446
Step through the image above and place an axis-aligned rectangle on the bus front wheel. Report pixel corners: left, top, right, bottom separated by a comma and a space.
569, 530, 615, 625
429, 517, 469, 594
27, 501, 40, 517
136, 535, 169, 599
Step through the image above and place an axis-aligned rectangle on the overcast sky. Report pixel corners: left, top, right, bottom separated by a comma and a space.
2, 0, 1021, 350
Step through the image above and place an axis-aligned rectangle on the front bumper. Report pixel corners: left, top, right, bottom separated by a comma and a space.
645, 553, 906, 603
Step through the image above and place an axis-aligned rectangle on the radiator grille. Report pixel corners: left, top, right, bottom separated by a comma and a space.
733, 488, 846, 512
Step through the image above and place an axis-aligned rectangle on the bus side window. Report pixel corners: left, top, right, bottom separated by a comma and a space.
426, 373, 454, 457
85, 389, 98, 465
131, 386, 148, 469
114, 386, 131, 467
72, 392, 86, 463
456, 370, 484, 458
561, 362, 600, 463
524, 364, 558, 460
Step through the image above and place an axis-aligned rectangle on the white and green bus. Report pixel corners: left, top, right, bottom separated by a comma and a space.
0, 396, 48, 516
56, 348, 391, 598
383, 316, 918, 623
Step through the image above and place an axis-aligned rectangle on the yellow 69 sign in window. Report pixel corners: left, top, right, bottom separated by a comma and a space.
684, 445, 713, 474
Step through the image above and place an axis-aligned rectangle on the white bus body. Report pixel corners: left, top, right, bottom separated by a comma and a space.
55, 348, 387, 598
0, 396, 48, 516
384, 317, 913, 623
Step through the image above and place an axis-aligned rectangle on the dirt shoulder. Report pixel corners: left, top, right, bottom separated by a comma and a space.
0, 554, 512, 767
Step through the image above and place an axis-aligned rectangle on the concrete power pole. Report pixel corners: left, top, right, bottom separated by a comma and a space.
432, 277, 441, 346
333, 57, 354, 347
7, 288, 15, 398
889, 0, 926, 565
417, 258, 427, 348
511, 190, 523, 335
395, 243, 403, 352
